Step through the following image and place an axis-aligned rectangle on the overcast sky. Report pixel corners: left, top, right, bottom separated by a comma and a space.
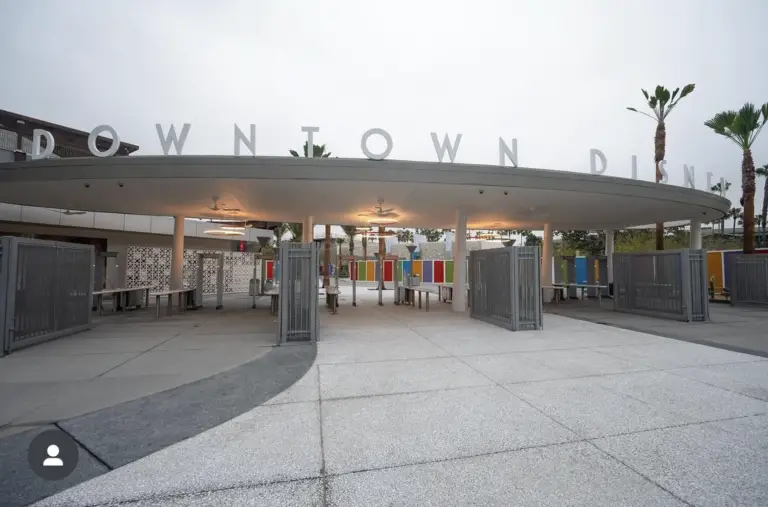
2, 0, 767, 208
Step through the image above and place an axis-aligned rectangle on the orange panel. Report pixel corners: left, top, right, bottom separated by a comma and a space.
706, 251, 724, 291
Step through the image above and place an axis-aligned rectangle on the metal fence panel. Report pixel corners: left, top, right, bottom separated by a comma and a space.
277, 242, 319, 344
469, 246, 541, 331
613, 249, 708, 322
1, 237, 94, 355
730, 255, 768, 305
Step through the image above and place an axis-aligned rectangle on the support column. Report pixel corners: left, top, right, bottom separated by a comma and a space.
605, 229, 615, 286
690, 219, 702, 249
452, 209, 468, 312
302, 216, 314, 243
541, 224, 553, 302
170, 216, 185, 290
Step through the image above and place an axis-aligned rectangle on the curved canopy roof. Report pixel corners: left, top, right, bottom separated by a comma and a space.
0, 156, 730, 230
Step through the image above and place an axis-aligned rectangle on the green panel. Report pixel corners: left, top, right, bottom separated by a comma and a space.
358, 260, 367, 280
445, 260, 454, 283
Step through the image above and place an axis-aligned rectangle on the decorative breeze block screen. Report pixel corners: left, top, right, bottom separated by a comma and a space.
125, 246, 258, 294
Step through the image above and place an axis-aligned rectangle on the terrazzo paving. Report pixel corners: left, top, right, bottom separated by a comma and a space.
28, 290, 768, 506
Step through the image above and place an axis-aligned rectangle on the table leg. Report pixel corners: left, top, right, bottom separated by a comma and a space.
426, 292, 430, 312
156, 296, 161, 318
98, 294, 104, 316
167, 294, 173, 316
418, 291, 422, 309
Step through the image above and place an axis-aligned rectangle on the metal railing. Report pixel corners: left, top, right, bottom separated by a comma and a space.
0, 237, 94, 355
729, 255, 768, 305
277, 242, 319, 344
469, 246, 542, 331
613, 249, 708, 322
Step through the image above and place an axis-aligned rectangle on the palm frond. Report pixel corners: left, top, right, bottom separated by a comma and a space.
289, 149, 300, 157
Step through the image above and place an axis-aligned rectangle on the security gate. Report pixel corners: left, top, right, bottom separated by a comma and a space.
613, 249, 709, 322
469, 246, 542, 331
0, 237, 94, 355
277, 242, 319, 344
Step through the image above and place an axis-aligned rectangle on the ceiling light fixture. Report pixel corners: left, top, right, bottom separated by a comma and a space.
368, 218, 399, 226
220, 225, 246, 231
204, 229, 245, 236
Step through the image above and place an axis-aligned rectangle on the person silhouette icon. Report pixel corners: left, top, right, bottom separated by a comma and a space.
43, 445, 64, 467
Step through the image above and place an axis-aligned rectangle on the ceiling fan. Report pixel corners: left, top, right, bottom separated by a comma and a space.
358, 198, 400, 219
208, 196, 240, 213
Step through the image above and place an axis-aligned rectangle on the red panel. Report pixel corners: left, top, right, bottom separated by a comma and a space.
384, 260, 394, 282
434, 260, 445, 283
266, 260, 274, 279
351, 261, 357, 281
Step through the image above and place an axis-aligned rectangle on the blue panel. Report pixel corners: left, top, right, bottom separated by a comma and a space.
403, 260, 411, 277
575, 257, 588, 284
422, 261, 433, 283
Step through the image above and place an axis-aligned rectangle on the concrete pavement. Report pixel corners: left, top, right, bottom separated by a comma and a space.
30, 290, 768, 507
545, 299, 768, 357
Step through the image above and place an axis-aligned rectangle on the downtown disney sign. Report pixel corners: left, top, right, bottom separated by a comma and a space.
27, 123, 729, 194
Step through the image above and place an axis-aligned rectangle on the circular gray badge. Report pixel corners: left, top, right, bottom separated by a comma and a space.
28, 429, 79, 481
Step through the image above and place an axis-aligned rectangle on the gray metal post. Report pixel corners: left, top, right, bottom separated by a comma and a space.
393, 258, 400, 304
352, 258, 357, 306
376, 252, 383, 306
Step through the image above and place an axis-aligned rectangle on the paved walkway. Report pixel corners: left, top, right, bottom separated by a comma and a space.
29, 290, 768, 506
545, 299, 768, 357
1, 295, 276, 438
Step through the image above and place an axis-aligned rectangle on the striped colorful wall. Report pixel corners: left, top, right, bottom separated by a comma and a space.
348, 259, 469, 284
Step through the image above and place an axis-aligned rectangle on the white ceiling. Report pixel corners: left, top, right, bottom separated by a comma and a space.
0, 156, 731, 230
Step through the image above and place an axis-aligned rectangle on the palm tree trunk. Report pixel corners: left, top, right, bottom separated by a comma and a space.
761, 176, 768, 236
323, 224, 331, 288
742, 149, 756, 254
654, 121, 666, 250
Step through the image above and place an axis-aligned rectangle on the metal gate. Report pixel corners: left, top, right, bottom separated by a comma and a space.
613, 249, 708, 322
729, 255, 768, 305
0, 237, 94, 355
469, 246, 542, 331
277, 242, 319, 344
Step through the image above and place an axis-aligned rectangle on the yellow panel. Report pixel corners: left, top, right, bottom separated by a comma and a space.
706, 251, 724, 291
366, 261, 376, 281
413, 260, 423, 278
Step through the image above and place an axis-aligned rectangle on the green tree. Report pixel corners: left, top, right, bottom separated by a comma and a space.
705, 102, 768, 253
396, 229, 414, 243
523, 231, 542, 247
417, 228, 443, 242
291, 142, 333, 286
757, 164, 768, 235
557, 230, 605, 256
628, 84, 696, 250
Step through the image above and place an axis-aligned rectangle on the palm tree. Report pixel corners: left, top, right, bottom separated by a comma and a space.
341, 226, 357, 256
710, 180, 732, 234
291, 142, 332, 286
705, 103, 768, 253
757, 164, 768, 235
729, 207, 743, 237
628, 84, 696, 250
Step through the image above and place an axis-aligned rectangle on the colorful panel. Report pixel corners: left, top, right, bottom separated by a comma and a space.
367, 261, 376, 282
266, 260, 274, 280
402, 260, 411, 280
396, 260, 403, 281
422, 260, 433, 283
412, 260, 423, 280
384, 260, 394, 282
706, 251, 724, 291
358, 261, 367, 281
722, 250, 741, 289
575, 257, 587, 284
433, 260, 445, 283
445, 260, 454, 283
